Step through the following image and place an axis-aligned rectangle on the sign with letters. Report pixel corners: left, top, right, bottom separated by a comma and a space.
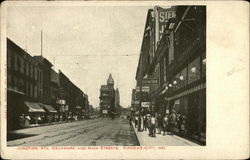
56, 99, 66, 105
154, 6, 176, 47
142, 79, 158, 85
102, 110, 108, 114
141, 102, 150, 108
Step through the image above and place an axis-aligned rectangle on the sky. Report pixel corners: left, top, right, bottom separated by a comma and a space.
7, 5, 151, 108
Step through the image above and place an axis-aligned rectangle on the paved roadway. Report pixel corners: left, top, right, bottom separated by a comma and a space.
7, 118, 139, 146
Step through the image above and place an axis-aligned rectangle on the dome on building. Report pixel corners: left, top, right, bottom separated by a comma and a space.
107, 73, 114, 85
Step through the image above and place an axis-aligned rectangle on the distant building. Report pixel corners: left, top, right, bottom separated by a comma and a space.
99, 74, 115, 117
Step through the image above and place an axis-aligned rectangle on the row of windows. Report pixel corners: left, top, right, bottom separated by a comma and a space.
8, 51, 43, 82
145, 54, 205, 94
165, 55, 206, 91
8, 74, 44, 99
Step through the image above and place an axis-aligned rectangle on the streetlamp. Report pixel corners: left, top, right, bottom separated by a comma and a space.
191, 66, 197, 73
179, 75, 184, 81
202, 58, 206, 65
173, 80, 177, 85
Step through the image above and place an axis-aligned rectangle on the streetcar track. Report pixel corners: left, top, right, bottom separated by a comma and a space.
8, 120, 105, 146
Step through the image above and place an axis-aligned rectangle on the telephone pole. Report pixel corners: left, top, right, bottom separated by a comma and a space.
41, 30, 43, 57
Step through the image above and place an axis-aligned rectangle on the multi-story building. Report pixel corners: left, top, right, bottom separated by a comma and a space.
135, 6, 206, 144
33, 56, 53, 105
58, 70, 86, 120
99, 74, 115, 117
7, 38, 55, 130
7, 38, 88, 130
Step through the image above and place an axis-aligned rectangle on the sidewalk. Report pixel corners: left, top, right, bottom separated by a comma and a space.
132, 122, 199, 146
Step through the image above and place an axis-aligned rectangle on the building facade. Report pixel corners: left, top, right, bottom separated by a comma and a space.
7, 38, 49, 130
135, 6, 206, 144
99, 74, 116, 117
58, 70, 87, 120
7, 38, 88, 130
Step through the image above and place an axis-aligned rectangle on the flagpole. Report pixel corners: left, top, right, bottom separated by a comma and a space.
41, 30, 43, 57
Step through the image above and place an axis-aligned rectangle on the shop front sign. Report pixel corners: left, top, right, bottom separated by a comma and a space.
56, 99, 66, 105
142, 79, 158, 85
141, 102, 150, 108
102, 110, 108, 114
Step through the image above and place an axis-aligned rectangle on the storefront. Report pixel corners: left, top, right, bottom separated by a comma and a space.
24, 101, 46, 125
39, 103, 57, 123
166, 84, 206, 144
7, 89, 25, 130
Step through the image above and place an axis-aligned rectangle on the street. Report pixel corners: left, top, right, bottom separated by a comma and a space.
7, 118, 139, 146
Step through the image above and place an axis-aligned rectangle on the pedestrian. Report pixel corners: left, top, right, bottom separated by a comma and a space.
169, 110, 177, 135
129, 115, 132, 126
156, 113, 163, 134
147, 116, 152, 137
19, 114, 25, 128
180, 114, 186, 136
135, 116, 138, 128
162, 114, 169, 136
150, 114, 157, 137
176, 112, 181, 134
143, 116, 148, 131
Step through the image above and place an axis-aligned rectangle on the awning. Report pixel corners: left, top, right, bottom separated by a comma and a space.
40, 104, 57, 113
24, 102, 45, 113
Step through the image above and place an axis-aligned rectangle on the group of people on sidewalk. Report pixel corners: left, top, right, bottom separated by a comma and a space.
130, 111, 186, 138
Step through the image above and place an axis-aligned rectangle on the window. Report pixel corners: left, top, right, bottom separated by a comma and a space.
26, 62, 29, 76
34, 68, 37, 80
20, 58, 24, 73
40, 71, 42, 83
7, 54, 11, 69
173, 72, 181, 90
34, 85, 37, 98
11, 55, 15, 69
26, 82, 28, 96
18, 79, 24, 92
180, 67, 188, 87
17, 57, 21, 73
33, 66, 35, 80
30, 84, 33, 97
37, 70, 39, 82
30, 65, 33, 78
14, 55, 18, 71
188, 56, 201, 84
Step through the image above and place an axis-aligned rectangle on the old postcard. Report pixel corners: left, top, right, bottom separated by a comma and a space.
0, 0, 249, 159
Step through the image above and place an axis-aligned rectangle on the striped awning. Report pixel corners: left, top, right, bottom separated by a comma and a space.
39, 104, 57, 113
24, 101, 45, 113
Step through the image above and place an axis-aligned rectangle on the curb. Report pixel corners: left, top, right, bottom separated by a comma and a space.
130, 122, 200, 146
172, 135, 199, 146
131, 122, 140, 146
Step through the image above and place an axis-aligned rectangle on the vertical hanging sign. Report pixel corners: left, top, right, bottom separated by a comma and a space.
154, 6, 176, 50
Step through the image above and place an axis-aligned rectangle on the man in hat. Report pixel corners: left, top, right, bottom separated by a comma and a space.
169, 110, 177, 135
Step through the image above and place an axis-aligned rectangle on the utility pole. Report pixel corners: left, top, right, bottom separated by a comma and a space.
41, 30, 43, 57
